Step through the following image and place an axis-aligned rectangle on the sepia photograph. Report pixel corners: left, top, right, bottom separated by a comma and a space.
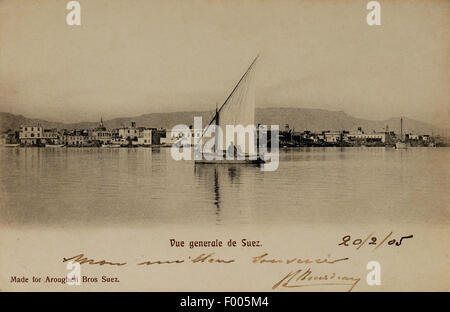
0, 0, 448, 297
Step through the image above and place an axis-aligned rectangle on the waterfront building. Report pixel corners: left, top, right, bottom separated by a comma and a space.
161, 128, 202, 146
92, 118, 112, 144
111, 128, 119, 138
1, 130, 19, 145
0, 132, 8, 145
42, 128, 60, 144
323, 130, 342, 143
118, 121, 139, 141
317, 133, 325, 142
65, 130, 90, 146
346, 127, 386, 143
300, 131, 318, 143
160, 129, 184, 146
137, 129, 153, 146
19, 125, 43, 145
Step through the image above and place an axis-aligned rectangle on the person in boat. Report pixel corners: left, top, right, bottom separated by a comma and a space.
226, 142, 235, 159
226, 142, 243, 159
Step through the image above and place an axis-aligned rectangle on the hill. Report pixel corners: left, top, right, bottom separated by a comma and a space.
0, 108, 447, 136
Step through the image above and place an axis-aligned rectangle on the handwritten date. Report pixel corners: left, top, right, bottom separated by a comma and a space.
338, 232, 413, 251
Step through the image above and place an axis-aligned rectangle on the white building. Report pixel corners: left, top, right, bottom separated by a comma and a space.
92, 129, 112, 143
91, 118, 112, 143
323, 131, 342, 143
66, 134, 89, 146
42, 129, 60, 144
346, 131, 386, 143
19, 126, 43, 145
137, 129, 153, 146
160, 129, 202, 146
118, 122, 139, 140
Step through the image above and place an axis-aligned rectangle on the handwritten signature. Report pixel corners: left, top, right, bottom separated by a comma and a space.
272, 268, 360, 292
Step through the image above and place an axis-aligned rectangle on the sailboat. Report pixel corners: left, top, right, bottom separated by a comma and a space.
195, 56, 264, 165
395, 117, 407, 149
45, 143, 65, 148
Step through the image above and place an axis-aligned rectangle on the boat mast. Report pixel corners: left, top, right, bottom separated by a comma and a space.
214, 102, 220, 153
400, 117, 403, 141
215, 102, 220, 126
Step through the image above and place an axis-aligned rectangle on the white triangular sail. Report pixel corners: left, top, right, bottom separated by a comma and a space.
206, 56, 258, 156
218, 58, 256, 131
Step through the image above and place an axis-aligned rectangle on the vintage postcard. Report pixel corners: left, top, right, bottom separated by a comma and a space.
0, 0, 449, 296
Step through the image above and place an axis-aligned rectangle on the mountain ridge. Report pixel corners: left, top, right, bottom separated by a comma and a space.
0, 108, 447, 136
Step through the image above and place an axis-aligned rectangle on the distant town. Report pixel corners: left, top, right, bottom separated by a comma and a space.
0, 118, 448, 148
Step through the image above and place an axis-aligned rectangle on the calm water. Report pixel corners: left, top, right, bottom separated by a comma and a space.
0, 147, 449, 227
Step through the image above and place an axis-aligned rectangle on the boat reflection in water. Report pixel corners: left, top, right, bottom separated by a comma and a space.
194, 163, 260, 225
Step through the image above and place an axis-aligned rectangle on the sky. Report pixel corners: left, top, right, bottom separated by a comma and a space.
0, 0, 448, 128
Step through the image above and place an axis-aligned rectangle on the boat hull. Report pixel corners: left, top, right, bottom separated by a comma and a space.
45, 144, 65, 148
195, 159, 264, 165
102, 144, 121, 148
194, 153, 265, 165
395, 142, 407, 149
